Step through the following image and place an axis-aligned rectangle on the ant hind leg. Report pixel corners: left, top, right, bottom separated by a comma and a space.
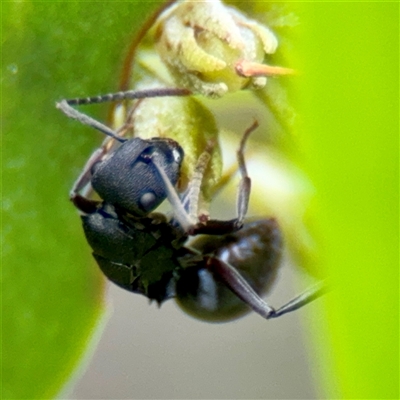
208, 256, 328, 320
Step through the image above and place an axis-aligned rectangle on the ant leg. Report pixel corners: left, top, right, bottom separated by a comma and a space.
71, 149, 103, 196
189, 120, 258, 236
182, 141, 214, 221
268, 280, 329, 318
207, 257, 327, 320
235, 119, 258, 226
70, 141, 118, 214
206, 256, 275, 318
160, 135, 246, 235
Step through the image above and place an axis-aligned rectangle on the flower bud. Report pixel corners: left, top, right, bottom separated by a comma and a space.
155, 0, 279, 97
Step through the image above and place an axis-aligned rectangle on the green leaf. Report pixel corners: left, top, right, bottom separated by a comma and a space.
296, 3, 399, 398
2, 2, 164, 398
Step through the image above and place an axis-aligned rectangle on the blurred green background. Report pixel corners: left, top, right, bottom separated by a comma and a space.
2, 1, 398, 399
297, 3, 398, 398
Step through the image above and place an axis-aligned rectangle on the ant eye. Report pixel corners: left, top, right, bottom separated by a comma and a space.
139, 192, 157, 212
172, 148, 182, 164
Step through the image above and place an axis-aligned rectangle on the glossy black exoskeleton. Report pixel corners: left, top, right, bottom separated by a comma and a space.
57, 89, 326, 322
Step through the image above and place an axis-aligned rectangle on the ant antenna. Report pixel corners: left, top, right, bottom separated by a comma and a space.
56, 100, 127, 143
64, 87, 192, 106
57, 87, 192, 141
152, 159, 197, 232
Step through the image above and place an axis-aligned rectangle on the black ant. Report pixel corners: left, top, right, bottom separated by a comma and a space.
57, 88, 326, 322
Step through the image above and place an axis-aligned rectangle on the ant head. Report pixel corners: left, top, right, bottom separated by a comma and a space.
91, 137, 184, 216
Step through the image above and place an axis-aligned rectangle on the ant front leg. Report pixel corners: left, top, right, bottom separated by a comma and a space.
70, 147, 105, 214
208, 257, 328, 320
189, 120, 258, 235
235, 120, 257, 226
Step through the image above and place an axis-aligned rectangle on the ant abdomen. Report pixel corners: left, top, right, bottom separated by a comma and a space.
175, 219, 282, 322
